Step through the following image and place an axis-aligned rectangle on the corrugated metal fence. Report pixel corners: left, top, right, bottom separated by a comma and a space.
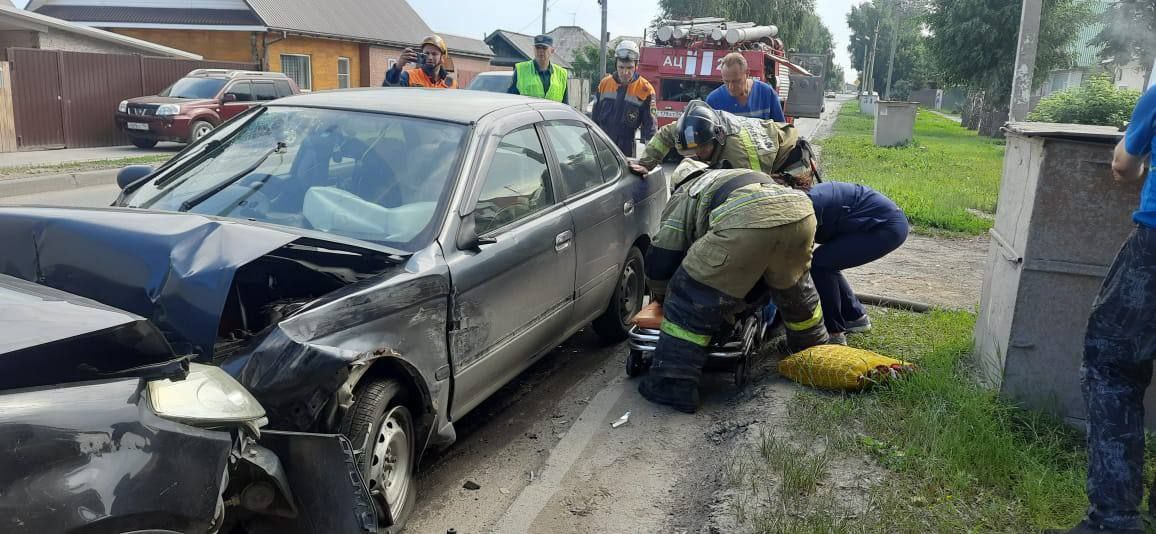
7, 48, 257, 150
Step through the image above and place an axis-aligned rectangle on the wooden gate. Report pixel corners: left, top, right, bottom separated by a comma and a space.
9, 48, 65, 150
7, 48, 257, 150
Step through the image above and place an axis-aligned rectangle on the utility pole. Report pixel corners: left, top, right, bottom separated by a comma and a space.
598, 0, 608, 76
858, 42, 869, 93
884, 1, 901, 100
1009, 0, 1042, 122
866, 19, 881, 95
542, 0, 547, 35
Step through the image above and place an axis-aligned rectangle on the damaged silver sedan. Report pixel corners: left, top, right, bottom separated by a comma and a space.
0, 88, 666, 531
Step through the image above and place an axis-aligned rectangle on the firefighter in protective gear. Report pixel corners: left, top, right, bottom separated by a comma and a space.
591, 41, 657, 157
640, 158, 830, 413
384, 34, 458, 88
628, 100, 820, 192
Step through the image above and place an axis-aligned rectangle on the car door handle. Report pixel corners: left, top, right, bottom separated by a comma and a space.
624, 201, 635, 216
555, 231, 573, 252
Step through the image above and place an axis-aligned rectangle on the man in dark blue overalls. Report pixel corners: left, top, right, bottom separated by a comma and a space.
1048, 85, 1156, 534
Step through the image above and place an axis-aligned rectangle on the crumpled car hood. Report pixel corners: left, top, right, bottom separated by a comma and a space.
0, 274, 186, 390
0, 206, 298, 360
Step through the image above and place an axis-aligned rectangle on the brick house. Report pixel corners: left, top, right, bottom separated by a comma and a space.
28, 0, 494, 91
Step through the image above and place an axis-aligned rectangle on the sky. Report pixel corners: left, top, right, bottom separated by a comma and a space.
11, 0, 863, 82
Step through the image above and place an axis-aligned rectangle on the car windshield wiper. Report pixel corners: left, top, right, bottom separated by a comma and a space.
178, 141, 286, 212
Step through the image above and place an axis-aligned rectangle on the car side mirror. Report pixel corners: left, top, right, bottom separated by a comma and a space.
223, 93, 238, 103
116, 165, 155, 190
456, 215, 497, 251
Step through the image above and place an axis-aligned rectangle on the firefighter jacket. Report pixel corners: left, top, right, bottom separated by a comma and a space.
645, 165, 815, 300
591, 73, 657, 157
638, 111, 820, 190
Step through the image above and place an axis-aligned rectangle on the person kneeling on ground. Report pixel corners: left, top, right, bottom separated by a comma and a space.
641, 159, 830, 414
796, 181, 909, 345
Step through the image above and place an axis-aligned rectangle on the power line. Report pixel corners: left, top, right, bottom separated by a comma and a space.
516, 0, 565, 34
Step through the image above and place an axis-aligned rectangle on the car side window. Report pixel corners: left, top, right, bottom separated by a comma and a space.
542, 122, 604, 197
226, 82, 253, 102
474, 126, 554, 235
590, 130, 623, 182
274, 80, 293, 98
253, 82, 278, 101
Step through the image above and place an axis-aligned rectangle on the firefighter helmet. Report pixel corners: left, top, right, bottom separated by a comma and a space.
615, 40, 640, 62
675, 100, 723, 157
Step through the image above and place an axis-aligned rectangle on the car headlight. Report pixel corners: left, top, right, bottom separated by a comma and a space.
118, 100, 128, 113
156, 103, 181, 116
148, 364, 266, 426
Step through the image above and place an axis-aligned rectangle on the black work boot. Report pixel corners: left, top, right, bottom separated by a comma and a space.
1042, 520, 1143, 534
638, 375, 701, 414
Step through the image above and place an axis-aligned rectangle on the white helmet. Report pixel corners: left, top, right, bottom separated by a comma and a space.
615, 40, 640, 62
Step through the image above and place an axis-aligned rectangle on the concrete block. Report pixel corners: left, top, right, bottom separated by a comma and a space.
873, 101, 918, 147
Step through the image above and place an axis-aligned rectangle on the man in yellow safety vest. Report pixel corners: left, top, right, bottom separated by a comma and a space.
508, 34, 569, 103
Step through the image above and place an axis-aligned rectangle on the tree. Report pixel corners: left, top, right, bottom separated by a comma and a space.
827, 64, 846, 91
926, 0, 1092, 135
846, 1, 930, 96
569, 45, 614, 95
1091, 0, 1156, 82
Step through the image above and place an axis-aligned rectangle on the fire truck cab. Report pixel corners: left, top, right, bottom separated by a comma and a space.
639, 19, 824, 127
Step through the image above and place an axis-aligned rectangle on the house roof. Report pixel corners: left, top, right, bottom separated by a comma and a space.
484, 29, 574, 69
34, 5, 263, 26
547, 25, 598, 65
30, 0, 492, 59
0, 4, 201, 58
440, 33, 494, 59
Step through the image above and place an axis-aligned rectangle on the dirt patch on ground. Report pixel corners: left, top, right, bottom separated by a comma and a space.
843, 234, 988, 311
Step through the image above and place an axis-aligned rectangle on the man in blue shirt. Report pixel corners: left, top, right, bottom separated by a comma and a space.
1049, 86, 1155, 534
705, 52, 785, 122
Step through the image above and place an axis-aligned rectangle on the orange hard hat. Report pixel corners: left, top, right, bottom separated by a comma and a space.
421, 35, 448, 55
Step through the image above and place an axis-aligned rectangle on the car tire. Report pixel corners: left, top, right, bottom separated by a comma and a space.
130, 136, 158, 149
340, 378, 417, 533
189, 120, 214, 142
593, 246, 646, 343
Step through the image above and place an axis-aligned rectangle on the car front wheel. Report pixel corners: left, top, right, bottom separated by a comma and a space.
189, 120, 214, 142
340, 378, 417, 533
592, 246, 646, 343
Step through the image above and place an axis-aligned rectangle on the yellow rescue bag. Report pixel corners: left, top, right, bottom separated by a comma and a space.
778, 344, 915, 391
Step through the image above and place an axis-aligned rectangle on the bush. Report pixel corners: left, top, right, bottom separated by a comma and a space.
1027, 75, 1141, 128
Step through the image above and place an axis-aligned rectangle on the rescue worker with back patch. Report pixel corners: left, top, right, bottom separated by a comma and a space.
638, 104, 831, 413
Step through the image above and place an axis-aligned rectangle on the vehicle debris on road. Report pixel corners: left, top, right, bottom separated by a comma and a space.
612, 411, 632, 428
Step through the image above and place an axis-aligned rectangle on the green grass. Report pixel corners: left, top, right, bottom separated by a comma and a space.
0, 154, 173, 179
780, 308, 1091, 532
820, 101, 1005, 236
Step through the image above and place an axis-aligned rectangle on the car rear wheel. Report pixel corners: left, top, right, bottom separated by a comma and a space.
189, 120, 214, 142
130, 136, 158, 149
593, 246, 646, 343
340, 378, 417, 533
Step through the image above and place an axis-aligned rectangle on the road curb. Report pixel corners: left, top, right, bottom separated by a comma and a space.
0, 169, 119, 198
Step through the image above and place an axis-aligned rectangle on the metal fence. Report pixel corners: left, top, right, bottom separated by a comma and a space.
7, 48, 257, 150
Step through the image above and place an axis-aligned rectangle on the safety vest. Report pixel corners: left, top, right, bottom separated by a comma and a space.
405, 67, 457, 89
515, 61, 568, 102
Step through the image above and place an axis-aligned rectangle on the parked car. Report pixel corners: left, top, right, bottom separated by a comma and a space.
825, 91, 836, 99
465, 70, 513, 93
116, 69, 300, 149
0, 88, 666, 532
0, 274, 375, 533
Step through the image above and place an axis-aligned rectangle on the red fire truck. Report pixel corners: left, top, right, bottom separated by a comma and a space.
638, 18, 825, 127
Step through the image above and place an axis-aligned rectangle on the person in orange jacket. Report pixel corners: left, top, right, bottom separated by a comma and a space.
591, 40, 656, 157
384, 34, 457, 89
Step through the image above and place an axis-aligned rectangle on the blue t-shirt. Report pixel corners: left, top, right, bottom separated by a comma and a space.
1127, 85, 1156, 228
705, 80, 785, 122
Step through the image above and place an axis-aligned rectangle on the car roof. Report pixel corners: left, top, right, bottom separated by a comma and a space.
268, 87, 571, 124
